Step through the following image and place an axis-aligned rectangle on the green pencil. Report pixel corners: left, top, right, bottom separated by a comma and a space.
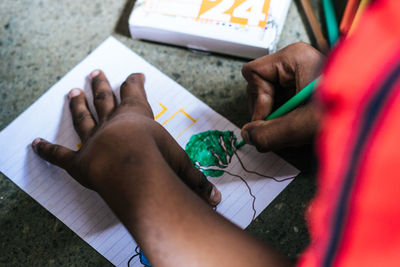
236, 78, 320, 149
322, 0, 339, 46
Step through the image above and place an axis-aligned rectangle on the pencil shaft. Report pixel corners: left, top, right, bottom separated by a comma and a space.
322, 0, 339, 46
339, 0, 361, 35
349, 0, 370, 35
266, 78, 318, 120
300, 0, 329, 53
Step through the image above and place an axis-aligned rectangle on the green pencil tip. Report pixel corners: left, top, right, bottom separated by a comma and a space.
236, 140, 246, 149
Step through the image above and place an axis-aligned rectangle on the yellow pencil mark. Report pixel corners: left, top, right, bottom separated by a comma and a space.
162, 108, 199, 139
176, 121, 197, 139
154, 102, 168, 120
162, 109, 198, 126
77, 142, 82, 149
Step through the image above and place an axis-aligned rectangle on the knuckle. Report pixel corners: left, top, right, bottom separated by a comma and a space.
48, 144, 60, 159
124, 95, 151, 108
293, 41, 311, 50
93, 79, 110, 90
69, 97, 83, 109
287, 42, 322, 62
94, 90, 113, 102
73, 111, 92, 126
300, 45, 320, 58
285, 42, 311, 53
122, 96, 145, 107
119, 100, 154, 118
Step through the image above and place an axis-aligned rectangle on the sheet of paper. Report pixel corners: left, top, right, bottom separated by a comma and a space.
0, 37, 299, 266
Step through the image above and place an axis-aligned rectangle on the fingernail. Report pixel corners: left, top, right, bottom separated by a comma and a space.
210, 186, 221, 206
90, 69, 100, 79
68, 88, 81, 99
32, 138, 42, 153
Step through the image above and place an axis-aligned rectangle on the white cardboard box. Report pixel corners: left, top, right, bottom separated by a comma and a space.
129, 0, 291, 58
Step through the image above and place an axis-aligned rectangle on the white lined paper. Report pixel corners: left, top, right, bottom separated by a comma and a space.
0, 37, 299, 266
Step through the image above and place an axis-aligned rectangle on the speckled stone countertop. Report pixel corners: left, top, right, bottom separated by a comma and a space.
0, 0, 325, 265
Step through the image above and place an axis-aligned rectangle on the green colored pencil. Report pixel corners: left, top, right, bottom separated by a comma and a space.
323, 0, 339, 46
236, 78, 320, 149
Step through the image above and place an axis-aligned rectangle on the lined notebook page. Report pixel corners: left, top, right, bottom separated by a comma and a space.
0, 37, 299, 266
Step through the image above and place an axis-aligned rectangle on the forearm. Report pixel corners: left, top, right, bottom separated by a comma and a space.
96, 146, 291, 267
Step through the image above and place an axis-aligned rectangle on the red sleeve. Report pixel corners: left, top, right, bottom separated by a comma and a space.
298, 0, 400, 266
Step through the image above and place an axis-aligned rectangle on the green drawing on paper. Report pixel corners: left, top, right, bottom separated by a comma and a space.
185, 130, 238, 177
185, 129, 292, 223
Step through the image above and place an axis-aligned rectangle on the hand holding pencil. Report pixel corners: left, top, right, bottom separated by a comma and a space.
240, 42, 324, 152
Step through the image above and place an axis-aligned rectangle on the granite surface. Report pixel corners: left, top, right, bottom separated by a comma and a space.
0, 0, 325, 265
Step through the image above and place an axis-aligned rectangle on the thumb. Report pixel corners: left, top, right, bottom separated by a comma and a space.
32, 138, 76, 171
241, 104, 319, 152
154, 130, 222, 207
179, 157, 222, 207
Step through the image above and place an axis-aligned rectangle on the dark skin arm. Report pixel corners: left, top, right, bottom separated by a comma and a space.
32, 70, 290, 266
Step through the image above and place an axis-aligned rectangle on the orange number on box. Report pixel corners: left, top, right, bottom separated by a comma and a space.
197, 0, 271, 28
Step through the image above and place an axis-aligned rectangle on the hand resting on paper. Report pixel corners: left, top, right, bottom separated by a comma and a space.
31, 70, 290, 267
241, 42, 325, 152
32, 70, 220, 206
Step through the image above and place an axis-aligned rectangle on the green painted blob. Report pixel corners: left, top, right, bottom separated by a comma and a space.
185, 130, 238, 177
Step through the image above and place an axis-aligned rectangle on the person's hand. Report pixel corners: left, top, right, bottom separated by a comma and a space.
30, 71, 290, 267
31, 70, 221, 206
241, 42, 325, 152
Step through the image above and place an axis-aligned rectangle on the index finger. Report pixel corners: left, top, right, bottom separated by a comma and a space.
120, 73, 147, 104
242, 50, 296, 89
246, 76, 274, 121
242, 53, 288, 122
244, 43, 324, 90
119, 73, 154, 118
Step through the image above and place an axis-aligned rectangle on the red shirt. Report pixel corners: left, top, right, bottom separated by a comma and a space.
298, 0, 400, 266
